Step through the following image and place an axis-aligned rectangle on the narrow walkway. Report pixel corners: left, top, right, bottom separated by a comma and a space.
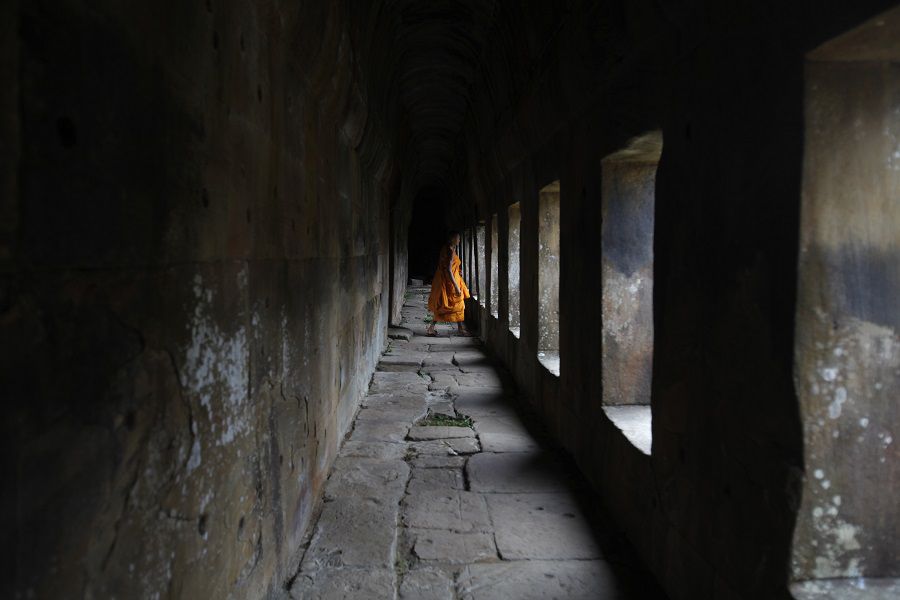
290, 287, 664, 599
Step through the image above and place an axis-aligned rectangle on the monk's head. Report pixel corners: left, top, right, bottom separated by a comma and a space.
448, 231, 461, 247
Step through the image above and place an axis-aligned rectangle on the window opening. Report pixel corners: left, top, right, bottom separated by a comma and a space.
490, 215, 499, 318
600, 130, 662, 456
538, 181, 561, 375
477, 223, 486, 307
507, 202, 522, 337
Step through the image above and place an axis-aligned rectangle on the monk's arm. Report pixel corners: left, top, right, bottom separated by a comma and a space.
449, 252, 460, 295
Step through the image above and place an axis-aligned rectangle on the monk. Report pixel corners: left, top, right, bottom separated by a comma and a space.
426, 231, 472, 336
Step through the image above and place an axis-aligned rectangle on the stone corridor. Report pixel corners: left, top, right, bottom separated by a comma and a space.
290, 287, 662, 599
8, 2, 900, 598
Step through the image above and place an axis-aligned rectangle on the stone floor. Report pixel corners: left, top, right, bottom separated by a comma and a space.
288, 287, 665, 599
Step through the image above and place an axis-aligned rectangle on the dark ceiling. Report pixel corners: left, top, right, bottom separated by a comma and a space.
388, 0, 496, 191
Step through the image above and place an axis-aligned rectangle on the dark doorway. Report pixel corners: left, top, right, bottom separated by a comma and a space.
408, 187, 450, 282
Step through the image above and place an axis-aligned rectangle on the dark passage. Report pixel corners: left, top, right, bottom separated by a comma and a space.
408, 190, 450, 282
4, 1, 900, 599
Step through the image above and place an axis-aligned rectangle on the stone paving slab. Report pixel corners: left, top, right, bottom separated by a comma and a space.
408, 425, 476, 440
370, 381, 431, 395
399, 568, 454, 600
402, 490, 491, 533
486, 492, 603, 559
455, 371, 506, 389
409, 455, 467, 469
452, 350, 490, 364
454, 403, 518, 420
472, 416, 538, 451
407, 467, 464, 494
458, 560, 628, 600
424, 344, 461, 353
423, 353, 456, 366
387, 342, 433, 354
376, 363, 422, 373
424, 400, 455, 415
357, 405, 428, 423
411, 334, 456, 345
427, 372, 459, 392
291, 568, 396, 600
379, 350, 421, 362
478, 431, 542, 453
339, 441, 407, 460
456, 364, 500, 374
323, 458, 409, 502
301, 497, 401, 570
410, 437, 481, 455
410, 529, 497, 563
467, 452, 577, 493
420, 366, 463, 376
372, 371, 425, 384
363, 393, 426, 410
369, 373, 430, 395
349, 420, 410, 443
472, 415, 530, 435
453, 391, 516, 418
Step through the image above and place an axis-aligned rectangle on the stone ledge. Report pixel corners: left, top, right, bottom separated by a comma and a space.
603, 405, 652, 456
790, 578, 900, 599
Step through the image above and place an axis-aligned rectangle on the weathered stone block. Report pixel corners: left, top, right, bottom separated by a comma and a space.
410, 437, 481, 456
473, 415, 533, 436
478, 432, 541, 453
453, 391, 514, 418
486, 493, 602, 559
408, 425, 475, 440
357, 404, 428, 423
411, 530, 497, 563
291, 568, 396, 599
454, 372, 505, 389
457, 560, 625, 600
399, 568, 455, 600
323, 458, 409, 502
338, 441, 407, 461
349, 420, 410, 444
467, 452, 575, 493
301, 497, 401, 570
403, 490, 491, 533
407, 467, 464, 494
363, 394, 426, 411
409, 455, 467, 469
423, 353, 456, 367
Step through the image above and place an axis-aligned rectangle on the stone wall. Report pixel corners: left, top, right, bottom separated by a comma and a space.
456, 1, 900, 598
2, 1, 402, 598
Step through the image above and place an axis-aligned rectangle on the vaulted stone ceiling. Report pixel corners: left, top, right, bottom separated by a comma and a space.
386, 0, 496, 191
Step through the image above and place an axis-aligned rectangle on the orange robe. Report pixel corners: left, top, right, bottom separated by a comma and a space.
428, 245, 470, 322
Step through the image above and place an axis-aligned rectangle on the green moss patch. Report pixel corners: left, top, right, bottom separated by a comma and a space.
418, 412, 473, 428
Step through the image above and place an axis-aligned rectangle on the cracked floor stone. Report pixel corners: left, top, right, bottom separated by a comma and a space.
289, 286, 665, 599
